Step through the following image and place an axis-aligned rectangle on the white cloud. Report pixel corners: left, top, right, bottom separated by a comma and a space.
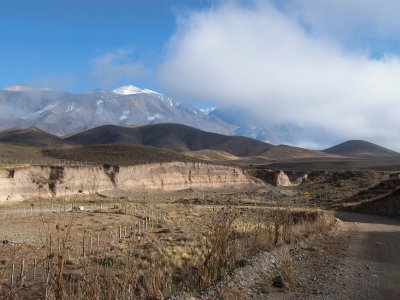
284, 0, 400, 42
159, 1, 400, 150
91, 48, 147, 87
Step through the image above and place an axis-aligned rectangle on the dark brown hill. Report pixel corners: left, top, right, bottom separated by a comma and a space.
65, 123, 273, 157
0, 127, 71, 147
324, 140, 400, 159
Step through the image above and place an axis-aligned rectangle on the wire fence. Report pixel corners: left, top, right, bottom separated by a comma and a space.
0, 203, 168, 294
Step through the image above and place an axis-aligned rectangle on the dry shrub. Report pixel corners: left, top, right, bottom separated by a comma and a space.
192, 208, 334, 292
197, 210, 240, 289
279, 257, 295, 291
1, 208, 334, 299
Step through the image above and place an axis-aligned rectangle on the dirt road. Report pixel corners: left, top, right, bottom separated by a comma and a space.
281, 212, 400, 299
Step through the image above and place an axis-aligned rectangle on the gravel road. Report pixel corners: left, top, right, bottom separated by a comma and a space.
277, 211, 400, 300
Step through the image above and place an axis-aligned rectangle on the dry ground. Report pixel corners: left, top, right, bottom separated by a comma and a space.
269, 212, 400, 300
0, 189, 334, 299
1, 169, 399, 299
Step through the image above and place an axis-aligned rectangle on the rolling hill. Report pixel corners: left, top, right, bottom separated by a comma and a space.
0, 127, 72, 147
323, 140, 400, 159
65, 123, 274, 157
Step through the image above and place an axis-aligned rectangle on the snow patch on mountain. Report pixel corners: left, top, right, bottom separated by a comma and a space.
200, 107, 216, 115
34, 102, 61, 114
65, 102, 75, 113
147, 113, 162, 121
158, 95, 177, 107
95, 99, 105, 116
119, 110, 130, 121
112, 85, 160, 96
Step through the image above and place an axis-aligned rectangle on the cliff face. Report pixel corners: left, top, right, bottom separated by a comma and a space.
0, 162, 259, 202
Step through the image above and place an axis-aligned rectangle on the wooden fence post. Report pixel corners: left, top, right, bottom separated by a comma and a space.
11, 263, 15, 286
33, 258, 37, 280
20, 258, 25, 286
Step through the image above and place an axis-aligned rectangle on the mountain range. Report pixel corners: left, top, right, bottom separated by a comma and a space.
0, 84, 398, 158
0, 84, 234, 136
0, 84, 303, 144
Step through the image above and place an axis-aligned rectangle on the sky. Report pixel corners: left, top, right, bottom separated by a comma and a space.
0, 0, 214, 92
1, 0, 400, 150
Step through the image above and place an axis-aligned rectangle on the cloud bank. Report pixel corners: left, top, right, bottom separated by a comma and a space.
285, 0, 400, 41
159, 1, 400, 150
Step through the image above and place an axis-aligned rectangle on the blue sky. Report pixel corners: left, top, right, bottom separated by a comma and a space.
0, 0, 215, 92
1, 0, 400, 149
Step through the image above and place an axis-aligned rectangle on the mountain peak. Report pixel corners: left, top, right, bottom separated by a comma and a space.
112, 85, 160, 96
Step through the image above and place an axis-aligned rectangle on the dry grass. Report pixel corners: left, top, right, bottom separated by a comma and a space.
0, 205, 335, 299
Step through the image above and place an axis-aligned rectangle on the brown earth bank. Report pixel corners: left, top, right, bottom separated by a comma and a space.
0, 162, 260, 202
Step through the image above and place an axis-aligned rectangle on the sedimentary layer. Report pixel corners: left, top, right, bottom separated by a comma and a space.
0, 162, 259, 202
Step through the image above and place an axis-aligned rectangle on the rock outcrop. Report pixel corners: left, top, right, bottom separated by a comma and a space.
274, 171, 292, 187
0, 162, 260, 202
250, 169, 308, 187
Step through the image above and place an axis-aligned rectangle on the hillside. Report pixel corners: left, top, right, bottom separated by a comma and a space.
0, 143, 50, 163
324, 140, 400, 159
65, 123, 273, 157
0, 127, 71, 147
261, 145, 338, 160
43, 144, 198, 166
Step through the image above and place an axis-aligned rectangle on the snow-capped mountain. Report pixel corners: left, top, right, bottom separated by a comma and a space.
0, 84, 235, 136
0, 84, 309, 144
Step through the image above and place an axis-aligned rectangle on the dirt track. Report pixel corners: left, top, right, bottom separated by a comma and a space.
279, 212, 400, 299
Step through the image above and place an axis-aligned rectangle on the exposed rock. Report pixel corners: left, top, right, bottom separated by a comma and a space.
251, 169, 308, 187
274, 171, 292, 187
0, 162, 261, 202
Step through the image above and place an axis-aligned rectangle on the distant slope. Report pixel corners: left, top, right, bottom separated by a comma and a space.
261, 145, 339, 160
65, 123, 273, 157
0, 143, 50, 163
43, 144, 198, 166
183, 149, 241, 161
184, 145, 339, 163
0, 127, 71, 147
324, 140, 400, 159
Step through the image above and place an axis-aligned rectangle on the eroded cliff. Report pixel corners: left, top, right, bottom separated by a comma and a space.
0, 162, 260, 202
